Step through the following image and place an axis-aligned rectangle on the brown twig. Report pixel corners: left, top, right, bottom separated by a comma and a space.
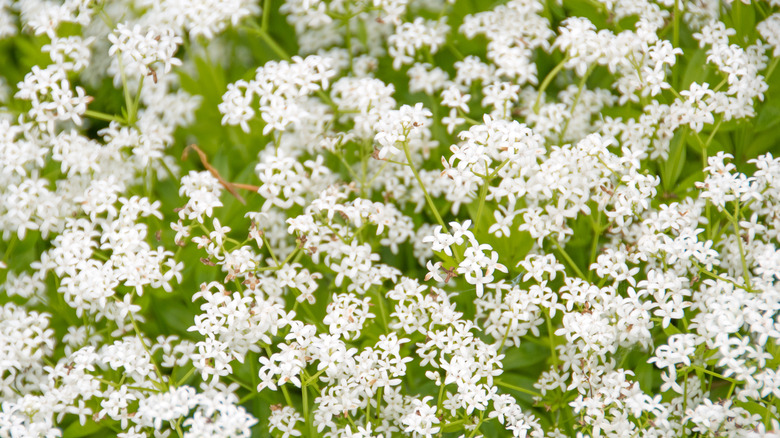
182, 144, 260, 205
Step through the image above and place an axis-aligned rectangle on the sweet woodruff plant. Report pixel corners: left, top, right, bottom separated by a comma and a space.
1, 0, 780, 437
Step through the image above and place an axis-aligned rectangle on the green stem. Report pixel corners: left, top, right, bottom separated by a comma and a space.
176, 366, 197, 386
345, 19, 353, 73
766, 57, 780, 82
249, 25, 291, 60
384, 158, 409, 166
545, 313, 558, 365
335, 149, 361, 183
260, 232, 280, 266
132, 74, 145, 121
374, 387, 383, 425
262, 0, 271, 31
588, 209, 602, 281
303, 383, 312, 437
494, 380, 542, 398
263, 346, 294, 406
534, 56, 570, 114
304, 368, 327, 386
552, 239, 585, 279
686, 365, 743, 384
700, 116, 721, 168
712, 76, 728, 93
559, 63, 595, 143
278, 248, 301, 269
84, 110, 125, 124
128, 310, 167, 390
3, 235, 18, 263
466, 411, 485, 438
692, 261, 754, 292
401, 141, 449, 234
473, 174, 490, 231
95, 377, 160, 393
436, 375, 446, 417
118, 58, 136, 126
497, 320, 513, 352
731, 201, 752, 290
373, 287, 389, 331
446, 42, 464, 60
673, 0, 680, 87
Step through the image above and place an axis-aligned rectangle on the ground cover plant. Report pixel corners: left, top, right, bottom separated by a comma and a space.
2, 0, 780, 436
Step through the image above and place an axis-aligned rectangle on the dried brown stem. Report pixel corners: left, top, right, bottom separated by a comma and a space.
182, 144, 260, 205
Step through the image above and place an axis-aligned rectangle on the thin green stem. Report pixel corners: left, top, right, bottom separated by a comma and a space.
3, 235, 18, 263
731, 201, 752, 290
686, 365, 743, 385
588, 209, 602, 281
534, 56, 570, 114
261, 0, 271, 31
345, 19, 353, 73
303, 383, 312, 437
128, 310, 167, 390
552, 239, 585, 279
131, 74, 145, 121
402, 141, 448, 234
497, 320, 513, 352
473, 175, 490, 231
712, 76, 728, 93
673, 0, 680, 87
335, 149, 361, 182
246, 24, 291, 60
384, 158, 409, 166
545, 313, 558, 365
692, 263, 748, 291
466, 411, 485, 438
374, 387, 383, 426
260, 232, 280, 266
446, 42, 464, 60
559, 63, 595, 143
176, 367, 197, 386
262, 346, 294, 406
373, 287, 389, 331
304, 368, 327, 386
766, 57, 780, 82
436, 375, 446, 418
84, 110, 125, 124
95, 377, 160, 393
495, 380, 542, 398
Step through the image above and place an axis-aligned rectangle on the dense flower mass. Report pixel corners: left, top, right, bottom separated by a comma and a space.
2, 0, 780, 437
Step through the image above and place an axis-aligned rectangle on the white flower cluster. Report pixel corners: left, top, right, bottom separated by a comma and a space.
108, 23, 183, 81
219, 55, 336, 134
4, 0, 780, 437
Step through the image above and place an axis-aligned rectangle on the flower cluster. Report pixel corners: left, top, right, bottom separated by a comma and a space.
3, 0, 780, 437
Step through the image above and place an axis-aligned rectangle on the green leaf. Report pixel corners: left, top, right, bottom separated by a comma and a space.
497, 373, 539, 404
680, 49, 708, 90
730, 1, 756, 46
502, 342, 549, 371
755, 100, 780, 132
15, 36, 50, 70
62, 417, 105, 438
662, 322, 682, 337
746, 128, 780, 158
153, 300, 195, 336
672, 166, 704, 197
465, 193, 492, 232
633, 357, 656, 393
562, 0, 608, 28
661, 128, 688, 192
